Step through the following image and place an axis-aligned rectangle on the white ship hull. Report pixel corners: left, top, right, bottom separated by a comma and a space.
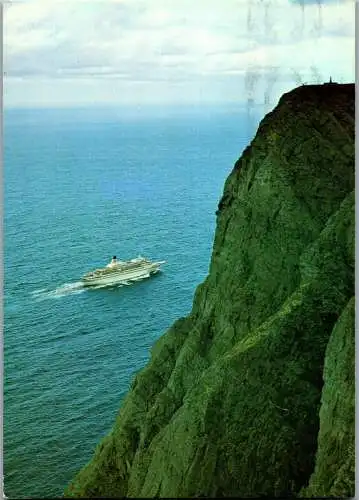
81, 259, 165, 287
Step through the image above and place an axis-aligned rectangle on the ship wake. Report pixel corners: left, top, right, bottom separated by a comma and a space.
31, 282, 86, 300
31, 274, 155, 300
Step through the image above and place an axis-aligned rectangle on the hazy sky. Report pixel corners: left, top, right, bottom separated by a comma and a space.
4, 0, 355, 108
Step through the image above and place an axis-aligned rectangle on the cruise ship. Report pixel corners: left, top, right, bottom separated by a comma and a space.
81, 255, 166, 287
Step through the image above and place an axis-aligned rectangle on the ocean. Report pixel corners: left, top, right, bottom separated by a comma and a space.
4, 105, 258, 498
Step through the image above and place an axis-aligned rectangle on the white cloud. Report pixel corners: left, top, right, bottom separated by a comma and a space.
4, 0, 355, 107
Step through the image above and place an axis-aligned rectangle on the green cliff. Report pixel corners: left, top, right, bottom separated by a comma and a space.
66, 83, 355, 498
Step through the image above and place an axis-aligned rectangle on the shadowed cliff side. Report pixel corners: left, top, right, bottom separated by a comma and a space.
65, 83, 355, 498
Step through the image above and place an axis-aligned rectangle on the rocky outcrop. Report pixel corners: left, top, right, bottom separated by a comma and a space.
65, 83, 355, 498
300, 295, 355, 497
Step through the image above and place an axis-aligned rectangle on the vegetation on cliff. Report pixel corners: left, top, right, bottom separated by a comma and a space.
65, 83, 355, 498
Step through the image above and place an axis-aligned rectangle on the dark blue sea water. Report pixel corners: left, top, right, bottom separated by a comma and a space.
4, 105, 258, 498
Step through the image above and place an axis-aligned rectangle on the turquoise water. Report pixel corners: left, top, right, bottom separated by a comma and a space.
4, 106, 257, 498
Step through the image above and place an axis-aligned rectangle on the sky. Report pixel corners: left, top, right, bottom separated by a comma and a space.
3, 0, 355, 109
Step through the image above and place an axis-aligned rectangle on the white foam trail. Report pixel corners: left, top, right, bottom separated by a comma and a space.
31, 282, 85, 301
32, 288, 48, 295
31, 272, 154, 300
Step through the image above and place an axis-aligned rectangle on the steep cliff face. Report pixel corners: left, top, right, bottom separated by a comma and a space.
66, 83, 355, 498
300, 295, 355, 497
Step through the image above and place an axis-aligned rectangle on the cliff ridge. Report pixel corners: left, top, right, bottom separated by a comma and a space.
66, 83, 355, 498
